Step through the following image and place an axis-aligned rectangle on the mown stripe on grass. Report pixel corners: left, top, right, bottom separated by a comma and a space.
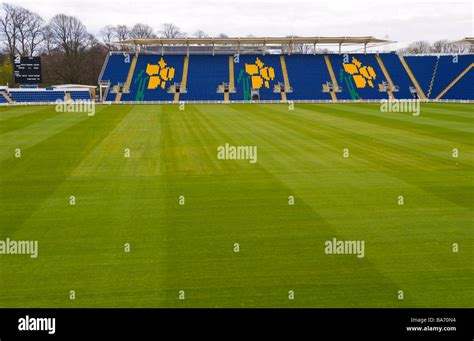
0, 105, 50, 121
309, 103, 473, 143
0, 106, 110, 161
158, 106, 406, 307
0, 106, 65, 135
0, 105, 131, 235
71, 105, 164, 177
255, 104, 472, 209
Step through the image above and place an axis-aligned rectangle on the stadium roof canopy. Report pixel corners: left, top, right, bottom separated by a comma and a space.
52, 84, 97, 89
114, 36, 393, 53
115, 36, 392, 46
451, 37, 474, 45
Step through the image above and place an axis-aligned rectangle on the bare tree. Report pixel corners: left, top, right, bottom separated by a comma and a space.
315, 47, 329, 54
282, 35, 308, 54
13, 5, 29, 55
41, 24, 55, 55
0, 3, 20, 61
160, 23, 184, 38
130, 23, 156, 39
301, 44, 314, 54
114, 25, 130, 41
0, 3, 112, 86
100, 24, 115, 44
100, 24, 134, 50
404, 41, 432, 54
48, 14, 89, 55
41, 39, 107, 85
193, 29, 208, 38
24, 10, 44, 55
0, 3, 44, 85
432, 40, 470, 54
432, 40, 455, 54
43, 14, 95, 83
0, 4, 44, 57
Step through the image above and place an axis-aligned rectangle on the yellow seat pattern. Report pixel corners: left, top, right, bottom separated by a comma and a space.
251, 75, 263, 89
343, 57, 376, 88
148, 76, 161, 89
146, 57, 176, 90
268, 67, 275, 79
353, 75, 367, 88
343, 63, 358, 75
245, 64, 259, 75
146, 64, 159, 76
245, 57, 275, 89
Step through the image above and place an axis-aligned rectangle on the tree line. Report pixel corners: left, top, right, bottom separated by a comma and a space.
0, 3, 229, 86
399, 40, 472, 55
0, 2, 472, 86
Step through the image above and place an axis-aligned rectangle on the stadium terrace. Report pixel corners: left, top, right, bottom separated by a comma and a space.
2, 36, 473, 105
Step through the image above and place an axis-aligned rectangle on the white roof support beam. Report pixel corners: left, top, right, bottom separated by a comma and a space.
115, 36, 393, 47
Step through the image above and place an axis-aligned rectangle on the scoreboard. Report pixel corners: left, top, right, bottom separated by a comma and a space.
14, 56, 42, 84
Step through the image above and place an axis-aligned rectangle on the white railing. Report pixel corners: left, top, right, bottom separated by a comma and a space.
98, 52, 111, 83
1, 99, 473, 107
102, 81, 111, 102
399, 53, 474, 57
104, 99, 474, 105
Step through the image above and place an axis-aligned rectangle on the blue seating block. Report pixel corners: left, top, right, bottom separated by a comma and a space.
285, 54, 332, 101
181, 55, 228, 101
98, 52, 474, 102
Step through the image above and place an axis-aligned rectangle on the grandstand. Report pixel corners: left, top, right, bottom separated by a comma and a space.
0, 87, 93, 104
2, 37, 473, 104
93, 36, 473, 103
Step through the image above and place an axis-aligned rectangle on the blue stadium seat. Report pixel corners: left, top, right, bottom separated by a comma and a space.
404, 56, 437, 97
442, 68, 474, 100
100, 53, 135, 101
121, 54, 184, 102
0, 94, 8, 103
232, 55, 284, 100
430, 55, 474, 99
9, 90, 66, 103
329, 54, 389, 100
68, 91, 92, 100
100, 53, 131, 85
98, 52, 474, 102
181, 55, 228, 101
379, 53, 416, 99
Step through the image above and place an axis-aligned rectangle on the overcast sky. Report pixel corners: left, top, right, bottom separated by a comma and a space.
7, 0, 473, 48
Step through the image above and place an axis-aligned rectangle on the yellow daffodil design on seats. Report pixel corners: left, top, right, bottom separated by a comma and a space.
343, 57, 376, 88
245, 57, 275, 89
146, 57, 175, 90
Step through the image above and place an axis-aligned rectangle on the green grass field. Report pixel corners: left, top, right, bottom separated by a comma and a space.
0, 103, 472, 308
